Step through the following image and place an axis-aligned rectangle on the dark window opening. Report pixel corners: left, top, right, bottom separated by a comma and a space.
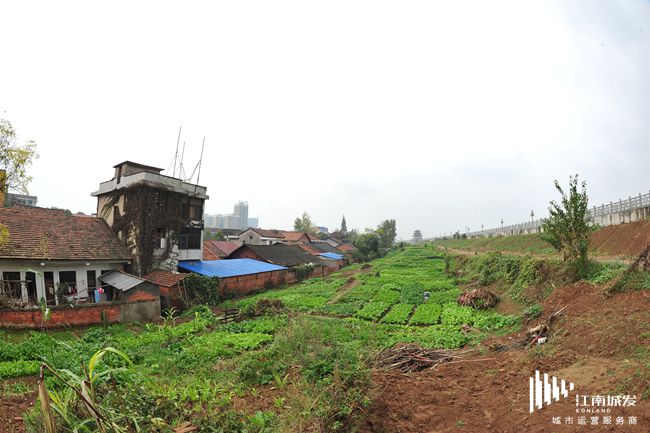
26, 272, 37, 303
182, 199, 203, 220
1, 271, 22, 299
59, 271, 78, 294
179, 227, 201, 250
44, 272, 55, 304
86, 270, 97, 302
154, 228, 167, 249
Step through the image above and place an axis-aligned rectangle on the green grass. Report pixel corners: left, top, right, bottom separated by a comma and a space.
434, 233, 556, 255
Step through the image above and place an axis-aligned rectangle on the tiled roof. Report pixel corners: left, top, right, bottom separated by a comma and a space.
249, 228, 284, 238
336, 243, 357, 252
0, 206, 131, 261
297, 242, 341, 256
306, 233, 321, 242
143, 269, 188, 288
296, 243, 320, 255
279, 231, 309, 242
203, 240, 240, 260
230, 244, 328, 267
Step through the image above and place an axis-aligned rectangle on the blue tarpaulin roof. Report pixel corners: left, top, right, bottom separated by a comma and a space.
319, 252, 345, 260
178, 258, 287, 278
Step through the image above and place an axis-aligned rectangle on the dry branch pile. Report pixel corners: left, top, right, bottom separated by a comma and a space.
457, 288, 498, 309
375, 344, 467, 373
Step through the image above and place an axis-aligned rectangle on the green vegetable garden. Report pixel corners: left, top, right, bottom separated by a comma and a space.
0, 247, 519, 433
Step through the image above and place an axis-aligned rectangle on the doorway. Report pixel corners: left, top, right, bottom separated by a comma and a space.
44, 272, 55, 305
25, 272, 37, 304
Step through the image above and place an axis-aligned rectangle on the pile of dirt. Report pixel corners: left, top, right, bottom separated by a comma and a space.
590, 219, 650, 258
457, 288, 498, 309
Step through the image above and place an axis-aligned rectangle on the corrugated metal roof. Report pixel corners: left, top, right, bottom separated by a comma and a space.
178, 258, 287, 278
98, 270, 146, 292
319, 252, 345, 260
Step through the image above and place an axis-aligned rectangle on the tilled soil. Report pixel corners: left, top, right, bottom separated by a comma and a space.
360, 283, 650, 433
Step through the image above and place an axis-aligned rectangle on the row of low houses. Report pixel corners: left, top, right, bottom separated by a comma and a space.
0, 160, 356, 328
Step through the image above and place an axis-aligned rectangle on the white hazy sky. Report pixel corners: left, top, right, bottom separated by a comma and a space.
1, 1, 649, 240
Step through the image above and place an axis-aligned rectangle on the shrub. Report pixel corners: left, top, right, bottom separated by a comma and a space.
184, 273, 221, 305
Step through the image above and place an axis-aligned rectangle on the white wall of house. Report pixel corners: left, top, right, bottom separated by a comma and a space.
0, 260, 126, 305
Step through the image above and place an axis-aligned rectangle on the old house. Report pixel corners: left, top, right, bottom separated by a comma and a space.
143, 269, 189, 309
202, 240, 240, 260
227, 243, 343, 280
277, 231, 311, 244
92, 161, 209, 275
0, 206, 132, 306
234, 228, 285, 245
178, 258, 287, 296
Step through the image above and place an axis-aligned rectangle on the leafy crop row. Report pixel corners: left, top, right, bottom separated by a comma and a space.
409, 304, 442, 325
380, 304, 414, 324
354, 301, 391, 321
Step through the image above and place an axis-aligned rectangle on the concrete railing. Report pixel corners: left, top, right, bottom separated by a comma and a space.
434, 190, 650, 240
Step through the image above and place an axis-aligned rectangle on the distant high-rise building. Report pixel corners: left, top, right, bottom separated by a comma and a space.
205, 202, 258, 230
233, 201, 249, 230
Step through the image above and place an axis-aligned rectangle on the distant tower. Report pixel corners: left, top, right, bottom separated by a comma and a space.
233, 201, 249, 230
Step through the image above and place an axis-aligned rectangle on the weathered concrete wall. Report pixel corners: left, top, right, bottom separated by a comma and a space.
119, 299, 161, 322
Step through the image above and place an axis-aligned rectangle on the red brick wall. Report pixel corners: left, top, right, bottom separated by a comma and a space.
220, 270, 288, 296
0, 300, 159, 329
0, 304, 121, 329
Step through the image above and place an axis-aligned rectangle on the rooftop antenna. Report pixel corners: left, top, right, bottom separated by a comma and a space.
196, 137, 205, 185
188, 137, 205, 184
172, 126, 181, 178
179, 141, 187, 180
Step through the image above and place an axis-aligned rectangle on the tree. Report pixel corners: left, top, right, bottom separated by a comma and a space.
541, 175, 590, 278
0, 119, 38, 195
340, 215, 348, 235
412, 229, 423, 243
354, 230, 380, 259
346, 228, 359, 243
293, 211, 315, 233
376, 219, 397, 250
204, 229, 225, 241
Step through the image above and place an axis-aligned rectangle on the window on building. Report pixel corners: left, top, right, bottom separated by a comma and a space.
1, 271, 22, 298
87, 270, 97, 289
154, 228, 167, 249
179, 227, 201, 250
59, 271, 78, 294
181, 198, 203, 220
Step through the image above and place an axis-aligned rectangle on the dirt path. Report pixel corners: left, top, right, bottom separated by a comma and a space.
358, 283, 650, 433
327, 265, 373, 305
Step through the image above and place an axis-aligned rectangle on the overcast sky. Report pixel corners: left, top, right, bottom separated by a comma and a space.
1, 1, 649, 240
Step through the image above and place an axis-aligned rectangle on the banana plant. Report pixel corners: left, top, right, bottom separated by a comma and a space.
38, 347, 135, 433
